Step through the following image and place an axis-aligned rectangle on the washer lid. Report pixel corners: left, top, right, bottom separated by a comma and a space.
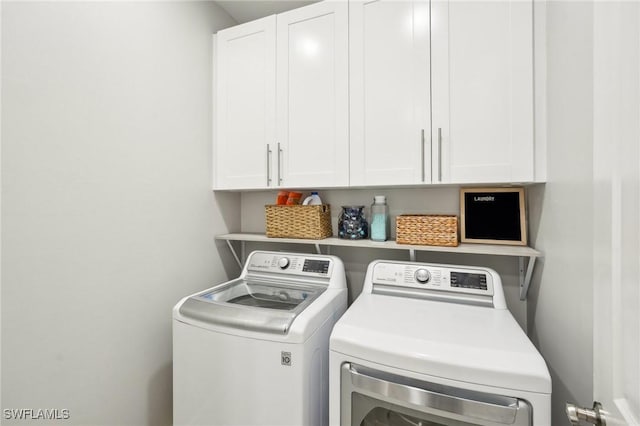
179, 278, 325, 334
330, 293, 551, 394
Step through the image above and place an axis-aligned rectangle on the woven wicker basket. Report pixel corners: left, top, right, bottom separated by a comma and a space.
265, 204, 332, 239
396, 214, 459, 247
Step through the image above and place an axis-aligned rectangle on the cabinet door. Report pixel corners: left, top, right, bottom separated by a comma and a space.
276, 2, 349, 188
350, 0, 431, 186
431, 1, 534, 183
214, 16, 276, 190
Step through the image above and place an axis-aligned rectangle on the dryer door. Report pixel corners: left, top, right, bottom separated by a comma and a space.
342, 364, 532, 426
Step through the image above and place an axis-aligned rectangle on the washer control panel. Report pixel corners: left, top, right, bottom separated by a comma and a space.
247, 252, 333, 278
371, 261, 494, 296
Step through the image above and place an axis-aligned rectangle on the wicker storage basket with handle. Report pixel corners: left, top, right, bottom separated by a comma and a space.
396, 214, 459, 247
265, 204, 332, 239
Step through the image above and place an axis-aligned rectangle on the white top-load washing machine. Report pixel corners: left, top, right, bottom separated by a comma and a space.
330, 260, 551, 426
174, 250, 347, 426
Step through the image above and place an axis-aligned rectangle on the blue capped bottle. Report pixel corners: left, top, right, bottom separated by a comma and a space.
302, 191, 323, 205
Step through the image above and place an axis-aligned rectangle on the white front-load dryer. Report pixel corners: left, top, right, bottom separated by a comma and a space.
173, 250, 347, 426
329, 260, 551, 426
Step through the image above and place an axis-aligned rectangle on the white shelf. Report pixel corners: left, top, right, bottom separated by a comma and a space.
216, 233, 540, 257
215, 233, 541, 300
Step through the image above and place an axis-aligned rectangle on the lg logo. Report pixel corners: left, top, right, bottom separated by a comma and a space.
281, 351, 292, 366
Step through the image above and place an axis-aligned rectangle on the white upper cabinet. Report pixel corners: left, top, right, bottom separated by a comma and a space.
213, 0, 537, 190
431, 0, 534, 183
349, 0, 431, 186
276, 2, 349, 188
214, 17, 276, 190
214, 3, 348, 190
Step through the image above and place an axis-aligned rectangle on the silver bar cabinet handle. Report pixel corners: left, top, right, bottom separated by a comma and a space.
266, 144, 272, 186
438, 127, 442, 182
421, 129, 425, 182
430, 128, 434, 182
277, 143, 283, 185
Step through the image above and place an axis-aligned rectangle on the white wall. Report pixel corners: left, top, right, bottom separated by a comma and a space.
1, 2, 238, 425
527, 2, 595, 425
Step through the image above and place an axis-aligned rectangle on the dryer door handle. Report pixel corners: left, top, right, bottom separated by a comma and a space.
344, 364, 520, 424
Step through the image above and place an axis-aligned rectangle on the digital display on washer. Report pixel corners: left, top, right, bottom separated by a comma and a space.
302, 259, 329, 274
450, 272, 487, 290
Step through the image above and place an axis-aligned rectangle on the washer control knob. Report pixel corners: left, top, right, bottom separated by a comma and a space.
278, 257, 290, 269
414, 268, 431, 284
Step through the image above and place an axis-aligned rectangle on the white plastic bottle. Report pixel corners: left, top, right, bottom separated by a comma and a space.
302, 191, 323, 205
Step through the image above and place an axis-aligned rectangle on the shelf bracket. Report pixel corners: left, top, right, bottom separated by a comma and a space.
519, 255, 537, 300
409, 249, 416, 262
225, 239, 243, 270
314, 243, 322, 255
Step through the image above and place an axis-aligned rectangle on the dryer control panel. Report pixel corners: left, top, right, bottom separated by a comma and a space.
371, 261, 496, 298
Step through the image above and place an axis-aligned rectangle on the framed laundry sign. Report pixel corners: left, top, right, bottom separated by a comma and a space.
460, 187, 527, 246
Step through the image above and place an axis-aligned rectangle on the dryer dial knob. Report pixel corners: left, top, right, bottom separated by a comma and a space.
278, 257, 290, 269
414, 268, 431, 284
